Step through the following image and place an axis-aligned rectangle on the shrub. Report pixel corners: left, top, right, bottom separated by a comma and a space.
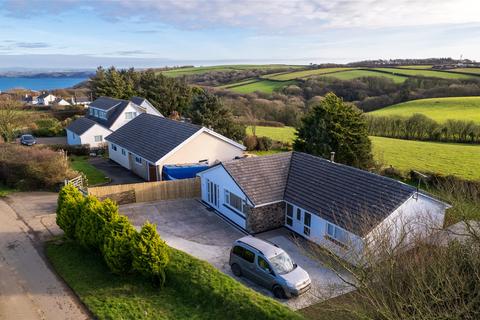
132, 222, 169, 286
48, 144, 91, 156
0, 144, 76, 190
56, 184, 84, 239
75, 196, 108, 249
33, 118, 64, 137
256, 136, 273, 151
243, 135, 258, 151
102, 215, 136, 274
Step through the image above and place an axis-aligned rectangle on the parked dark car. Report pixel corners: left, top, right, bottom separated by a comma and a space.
20, 134, 36, 146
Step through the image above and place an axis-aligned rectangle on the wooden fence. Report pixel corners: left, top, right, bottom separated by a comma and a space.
88, 177, 201, 204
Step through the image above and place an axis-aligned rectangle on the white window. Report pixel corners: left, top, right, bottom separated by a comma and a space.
286, 204, 293, 226
89, 108, 94, 116
121, 148, 126, 156
111, 144, 117, 151
72, 133, 76, 139
224, 190, 248, 215
326, 222, 349, 246
94, 109, 99, 117
304, 212, 311, 236
135, 156, 142, 164
94, 135, 102, 142
99, 111, 107, 119
125, 112, 137, 119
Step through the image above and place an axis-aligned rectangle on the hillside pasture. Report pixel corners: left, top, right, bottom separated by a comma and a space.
371, 136, 480, 180
324, 69, 408, 83
262, 68, 353, 81
369, 96, 480, 124
372, 68, 475, 80
247, 125, 296, 143
448, 68, 480, 75
396, 65, 433, 69
228, 80, 295, 94
160, 64, 303, 77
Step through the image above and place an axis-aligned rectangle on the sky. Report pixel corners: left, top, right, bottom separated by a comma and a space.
0, 0, 479, 69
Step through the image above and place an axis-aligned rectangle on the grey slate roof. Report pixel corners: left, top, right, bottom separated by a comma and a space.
105, 113, 202, 163
66, 117, 98, 135
130, 96, 148, 107
87, 97, 131, 129
222, 152, 416, 236
223, 152, 292, 205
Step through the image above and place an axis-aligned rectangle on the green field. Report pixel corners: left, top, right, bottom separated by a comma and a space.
449, 68, 480, 75
247, 125, 296, 142
160, 64, 303, 77
397, 65, 433, 69
262, 68, 353, 81
326, 69, 408, 83
218, 78, 261, 89
228, 80, 295, 94
371, 136, 480, 180
369, 96, 480, 123
69, 156, 109, 186
373, 68, 475, 80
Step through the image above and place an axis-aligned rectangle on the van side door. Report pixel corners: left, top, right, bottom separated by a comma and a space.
255, 255, 276, 289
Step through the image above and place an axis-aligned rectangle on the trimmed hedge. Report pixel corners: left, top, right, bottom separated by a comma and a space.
56, 185, 169, 284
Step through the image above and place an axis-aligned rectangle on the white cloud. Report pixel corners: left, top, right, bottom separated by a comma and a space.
3, 0, 480, 32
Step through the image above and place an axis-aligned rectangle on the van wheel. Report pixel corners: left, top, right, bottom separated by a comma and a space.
273, 285, 286, 299
231, 263, 242, 277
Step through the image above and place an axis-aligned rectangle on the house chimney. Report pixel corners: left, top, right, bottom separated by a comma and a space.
330, 151, 335, 162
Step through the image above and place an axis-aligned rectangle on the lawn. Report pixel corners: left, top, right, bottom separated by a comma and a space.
69, 156, 109, 186
372, 68, 475, 80
326, 69, 408, 83
247, 125, 296, 143
46, 241, 302, 320
229, 80, 295, 94
397, 65, 433, 69
371, 136, 480, 180
369, 96, 480, 123
262, 68, 353, 81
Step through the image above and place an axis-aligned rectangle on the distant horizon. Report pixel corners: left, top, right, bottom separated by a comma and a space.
0, 54, 477, 73
1, 0, 478, 70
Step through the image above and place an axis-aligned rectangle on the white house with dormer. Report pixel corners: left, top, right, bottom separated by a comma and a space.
66, 96, 163, 148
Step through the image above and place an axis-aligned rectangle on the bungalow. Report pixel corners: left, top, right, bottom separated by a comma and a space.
197, 152, 449, 262
105, 113, 245, 181
66, 96, 162, 148
54, 97, 71, 106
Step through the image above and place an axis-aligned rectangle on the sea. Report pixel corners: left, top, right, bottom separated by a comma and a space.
0, 77, 88, 91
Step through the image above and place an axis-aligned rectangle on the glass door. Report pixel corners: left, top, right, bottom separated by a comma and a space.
207, 179, 219, 208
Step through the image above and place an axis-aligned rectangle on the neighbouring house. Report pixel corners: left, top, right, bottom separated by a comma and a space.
23, 94, 38, 105
54, 97, 71, 106
69, 96, 91, 106
197, 152, 449, 262
66, 96, 162, 148
105, 113, 246, 181
37, 92, 57, 105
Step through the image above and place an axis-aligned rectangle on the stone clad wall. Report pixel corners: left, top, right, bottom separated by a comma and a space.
247, 202, 285, 233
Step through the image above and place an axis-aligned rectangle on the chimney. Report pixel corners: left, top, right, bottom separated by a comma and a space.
330, 151, 335, 163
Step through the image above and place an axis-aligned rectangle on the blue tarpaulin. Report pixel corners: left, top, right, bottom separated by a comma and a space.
162, 164, 209, 180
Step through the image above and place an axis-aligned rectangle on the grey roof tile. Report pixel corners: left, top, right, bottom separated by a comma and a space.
66, 117, 98, 135
105, 113, 201, 163
221, 151, 416, 236
222, 152, 292, 205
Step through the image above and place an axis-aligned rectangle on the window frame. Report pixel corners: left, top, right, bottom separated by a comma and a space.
134, 156, 142, 165
94, 135, 102, 142
325, 222, 349, 247
121, 148, 126, 156
286, 203, 293, 226
125, 111, 137, 120
224, 190, 248, 216
111, 144, 117, 151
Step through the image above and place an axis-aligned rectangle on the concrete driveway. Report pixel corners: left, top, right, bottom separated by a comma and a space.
0, 192, 89, 319
89, 158, 144, 185
120, 199, 351, 310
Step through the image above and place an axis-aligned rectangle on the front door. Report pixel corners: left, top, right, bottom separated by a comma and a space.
206, 179, 219, 208
148, 163, 157, 181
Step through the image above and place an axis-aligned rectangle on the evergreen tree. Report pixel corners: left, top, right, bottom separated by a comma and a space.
294, 92, 373, 169
189, 89, 246, 141
56, 184, 84, 239
102, 215, 136, 275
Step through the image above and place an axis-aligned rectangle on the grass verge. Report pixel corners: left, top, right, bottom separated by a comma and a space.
69, 156, 110, 186
46, 241, 302, 320
0, 182, 16, 197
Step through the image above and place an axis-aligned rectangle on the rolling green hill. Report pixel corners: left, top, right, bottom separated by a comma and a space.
326, 69, 408, 83
448, 68, 480, 75
372, 68, 475, 80
371, 136, 480, 180
159, 64, 303, 77
261, 68, 352, 81
227, 80, 295, 94
369, 97, 480, 123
